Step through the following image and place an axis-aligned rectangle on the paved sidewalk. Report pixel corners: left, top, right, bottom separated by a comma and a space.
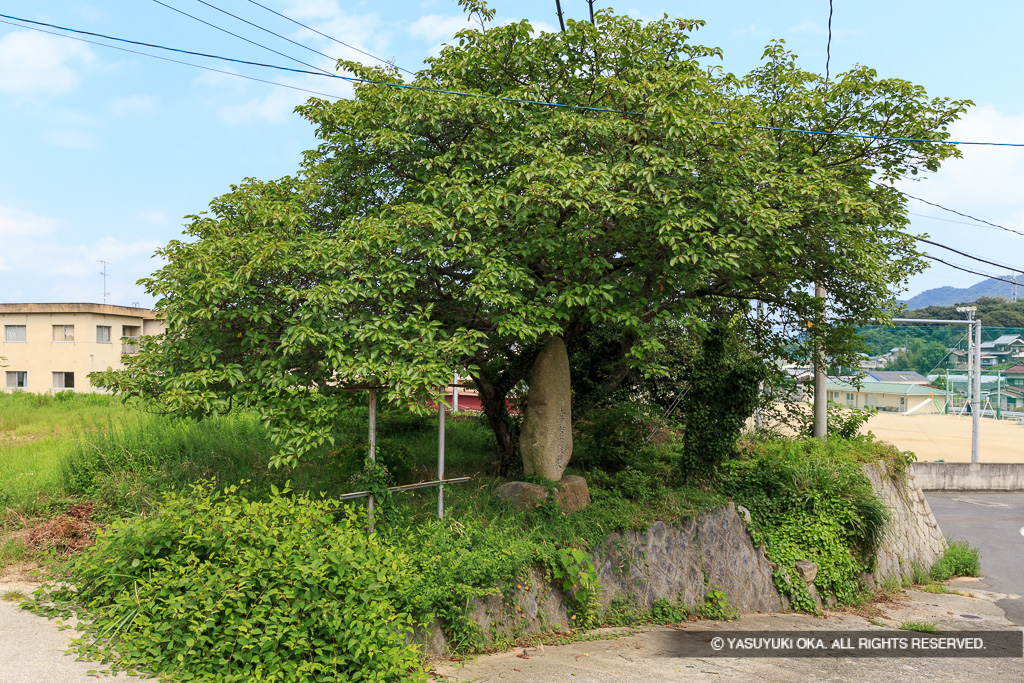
431, 589, 1024, 682
0, 579, 158, 683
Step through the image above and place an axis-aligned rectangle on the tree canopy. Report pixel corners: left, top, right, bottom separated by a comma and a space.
94, 6, 969, 469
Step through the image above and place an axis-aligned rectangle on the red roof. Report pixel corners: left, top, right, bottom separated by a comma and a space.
1005, 364, 1024, 375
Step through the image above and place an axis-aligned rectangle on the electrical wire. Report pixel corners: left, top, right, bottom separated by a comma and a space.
192, 0, 343, 73
923, 255, 1022, 286
151, 0, 330, 74
825, 0, 833, 81
5, 11, 1024, 146
880, 182, 1024, 238
916, 237, 1022, 274
243, 0, 414, 75
0, 19, 348, 100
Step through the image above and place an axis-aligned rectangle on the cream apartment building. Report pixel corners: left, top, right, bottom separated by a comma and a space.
1, 303, 163, 394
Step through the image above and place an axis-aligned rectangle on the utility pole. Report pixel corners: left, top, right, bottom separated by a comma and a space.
553, 0, 566, 32
754, 300, 764, 431
813, 283, 828, 440
98, 260, 111, 305
972, 318, 981, 463
956, 306, 980, 463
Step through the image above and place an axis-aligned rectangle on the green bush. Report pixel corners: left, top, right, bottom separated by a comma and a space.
930, 540, 982, 581
35, 483, 426, 682
331, 438, 415, 486
719, 438, 890, 610
572, 404, 666, 473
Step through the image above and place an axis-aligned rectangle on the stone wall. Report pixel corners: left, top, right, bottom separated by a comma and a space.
590, 505, 782, 614
416, 504, 781, 655
416, 467, 947, 655
862, 464, 946, 586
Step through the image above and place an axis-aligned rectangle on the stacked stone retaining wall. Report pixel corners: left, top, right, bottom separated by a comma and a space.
418, 466, 947, 655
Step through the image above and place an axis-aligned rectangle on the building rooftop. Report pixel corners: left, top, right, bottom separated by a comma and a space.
827, 379, 946, 396
864, 370, 929, 383
0, 303, 158, 317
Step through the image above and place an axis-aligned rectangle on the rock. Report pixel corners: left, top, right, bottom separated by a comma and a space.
493, 481, 548, 510
553, 475, 590, 513
520, 336, 573, 481
794, 560, 818, 583
735, 504, 752, 525
493, 476, 591, 514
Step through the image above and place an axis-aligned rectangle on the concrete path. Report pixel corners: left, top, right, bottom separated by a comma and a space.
0, 580, 157, 683
431, 589, 1024, 682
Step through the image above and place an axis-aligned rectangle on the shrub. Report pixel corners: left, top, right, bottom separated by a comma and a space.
719, 438, 890, 610
35, 482, 426, 682
572, 404, 666, 473
930, 540, 982, 581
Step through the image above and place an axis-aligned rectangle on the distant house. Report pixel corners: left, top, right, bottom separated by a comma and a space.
979, 334, 1024, 366
2, 303, 163, 394
825, 379, 946, 414
863, 370, 929, 384
1005, 364, 1024, 390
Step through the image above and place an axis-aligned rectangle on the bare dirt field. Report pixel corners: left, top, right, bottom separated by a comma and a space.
864, 412, 1024, 463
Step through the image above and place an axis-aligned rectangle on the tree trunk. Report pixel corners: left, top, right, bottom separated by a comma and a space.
474, 372, 518, 477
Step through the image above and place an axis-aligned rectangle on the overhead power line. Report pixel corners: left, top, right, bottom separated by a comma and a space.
151, 0, 331, 75
0, 19, 348, 101
916, 237, 1022, 274
6, 11, 1024, 146
190, 0, 341, 73
243, 0, 414, 75
923, 255, 1022, 286
885, 183, 1024, 238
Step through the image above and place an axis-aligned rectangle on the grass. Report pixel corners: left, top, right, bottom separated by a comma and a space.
899, 621, 939, 634
1, 589, 27, 602
0, 392, 140, 509
930, 540, 982, 581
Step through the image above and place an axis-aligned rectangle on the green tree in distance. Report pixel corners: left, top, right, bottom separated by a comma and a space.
93, 4, 968, 472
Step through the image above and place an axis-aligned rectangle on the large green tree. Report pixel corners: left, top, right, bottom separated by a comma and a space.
95, 6, 968, 471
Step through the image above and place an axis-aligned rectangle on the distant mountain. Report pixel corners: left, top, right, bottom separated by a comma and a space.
901, 275, 1021, 309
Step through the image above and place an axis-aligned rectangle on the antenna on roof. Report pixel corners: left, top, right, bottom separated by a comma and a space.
98, 260, 111, 304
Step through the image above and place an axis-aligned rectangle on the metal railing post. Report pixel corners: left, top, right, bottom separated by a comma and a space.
368, 387, 376, 531
438, 402, 446, 519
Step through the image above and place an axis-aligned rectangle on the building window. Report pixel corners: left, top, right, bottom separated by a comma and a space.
847, 393, 855, 401
6, 371, 27, 389
97, 325, 111, 343
52, 325, 75, 342
122, 324, 142, 354
4, 325, 26, 342
53, 372, 75, 390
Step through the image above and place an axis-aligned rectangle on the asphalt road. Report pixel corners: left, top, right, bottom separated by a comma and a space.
925, 491, 1024, 626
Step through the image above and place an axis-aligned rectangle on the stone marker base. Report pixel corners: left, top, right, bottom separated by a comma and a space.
493, 474, 591, 513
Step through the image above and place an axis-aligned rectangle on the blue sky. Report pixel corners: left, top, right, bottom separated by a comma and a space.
2, 0, 1023, 307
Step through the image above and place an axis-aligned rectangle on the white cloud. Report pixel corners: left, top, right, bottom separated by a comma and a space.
0, 31, 95, 96
137, 211, 170, 226
900, 105, 1024, 226
0, 205, 55, 238
218, 76, 345, 124
284, 0, 342, 19
409, 14, 472, 44
786, 21, 827, 36
0, 256, 9, 272
109, 94, 159, 116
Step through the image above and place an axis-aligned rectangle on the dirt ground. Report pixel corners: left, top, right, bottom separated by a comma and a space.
863, 412, 1024, 463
